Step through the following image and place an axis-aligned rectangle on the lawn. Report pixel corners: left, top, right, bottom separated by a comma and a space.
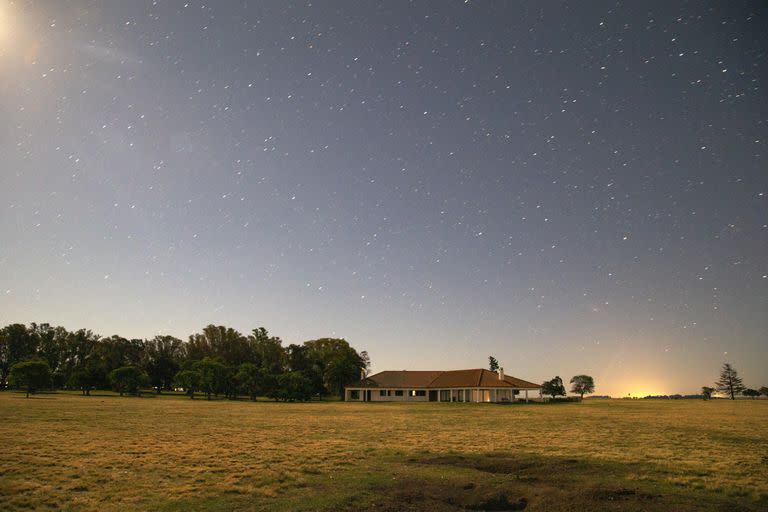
1, 392, 767, 511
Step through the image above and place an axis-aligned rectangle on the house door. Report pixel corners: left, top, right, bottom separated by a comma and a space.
366, 390, 371, 402
429, 390, 438, 402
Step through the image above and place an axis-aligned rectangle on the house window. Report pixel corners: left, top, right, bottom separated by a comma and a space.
350, 390, 360, 400
380, 390, 391, 397
395, 390, 403, 396
415, 390, 426, 397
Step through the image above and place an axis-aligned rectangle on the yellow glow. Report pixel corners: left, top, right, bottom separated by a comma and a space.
0, 3, 12, 50
620, 379, 669, 398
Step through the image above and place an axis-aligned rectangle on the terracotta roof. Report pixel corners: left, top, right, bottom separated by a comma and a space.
349, 369, 541, 389
354, 370, 444, 388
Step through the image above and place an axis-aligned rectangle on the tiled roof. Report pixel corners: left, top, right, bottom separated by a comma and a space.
354, 370, 444, 388
349, 369, 540, 389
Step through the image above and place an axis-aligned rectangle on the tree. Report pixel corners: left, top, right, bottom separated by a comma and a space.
236, 363, 269, 401
701, 386, 715, 400
1, 324, 37, 388
541, 376, 566, 399
715, 363, 745, 400
742, 388, 760, 399
144, 335, 183, 393
29, 323, 67, 381
249, 327, 285, 373
488, 356, 499, 372
193, 358, 227, 399
9, 359, 52, 398
108, 366, 148, 396
569, 375, 595, 400
274, 371, 313, 401
174, 370, 201, 399
59, 329, 102, 390
760, 386, 768, 398
68, 366, 99, 396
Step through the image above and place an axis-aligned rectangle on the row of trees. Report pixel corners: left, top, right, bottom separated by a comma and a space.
1, 323, 369, 401
488, 356, 595, 400
702, 363, 767, 400
541, 375, 595, 400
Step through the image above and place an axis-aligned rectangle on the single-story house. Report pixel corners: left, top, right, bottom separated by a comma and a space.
345, 368, 542, 403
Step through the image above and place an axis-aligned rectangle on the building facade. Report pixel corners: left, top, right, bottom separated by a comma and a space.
345, 368, 542, 403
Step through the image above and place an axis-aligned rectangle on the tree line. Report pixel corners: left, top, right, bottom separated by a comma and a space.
488, 355, 595, 400
1, 323, 369, 401
702, 363, 767, 400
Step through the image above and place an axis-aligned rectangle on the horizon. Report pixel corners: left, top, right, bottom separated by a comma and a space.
1, 2, 766, 400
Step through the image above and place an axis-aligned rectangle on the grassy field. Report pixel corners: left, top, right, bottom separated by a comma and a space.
1, 392, 767, 511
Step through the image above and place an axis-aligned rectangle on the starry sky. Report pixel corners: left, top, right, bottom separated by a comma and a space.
1, 1, 766, 396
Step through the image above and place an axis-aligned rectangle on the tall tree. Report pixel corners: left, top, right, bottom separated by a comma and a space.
569, 375, 595, 399
9, 359, 52, 398
174, 370, 201, 399
108, 366, 149, 396
144, 335, 183, 392
488, 356, 499, 372
59, 329, 102, 389
29, 323, 67, 381
541, 376, 566, 399
193, 358, 227, 400
236, 363, 269, 401
248, 327, 285, 373
197, 325, 251, 367
304, 338, 369, 398
715, 363, 745, 400
0, 324, 36, 387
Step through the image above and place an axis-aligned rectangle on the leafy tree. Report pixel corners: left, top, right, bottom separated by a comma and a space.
108, 366, 148, 396
715, 363, 745, 400
199, 325, 251, 367
59, 329, 102, 389
67, 364, 100, 396
29, 323, 67, 380
760, 386, 768, 398
743, 388, 760, 399
701, 386, 715, 400
285, 371, 313, 401
174, 370, 201, 399
542, 376, 566, 399
488, 356, 499, 372
272, 371, 313, 401
286, 343, 324, 395
1, 324, 37, 388
249, 327, 285, 373
303, 338, 369, 398
193, 358, 227, 399
236, 363, 269, 401
9, 359, 52, 397
144, 335, 183, 392
98, 336, 145, 373
569, 375, 595, 399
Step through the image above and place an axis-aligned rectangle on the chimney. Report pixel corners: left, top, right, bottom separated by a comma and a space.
498, 367, 504, 380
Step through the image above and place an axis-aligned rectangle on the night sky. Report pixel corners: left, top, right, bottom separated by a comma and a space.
1, 1, 766, 396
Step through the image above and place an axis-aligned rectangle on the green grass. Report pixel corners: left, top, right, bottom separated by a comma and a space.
1, 392, 767, 511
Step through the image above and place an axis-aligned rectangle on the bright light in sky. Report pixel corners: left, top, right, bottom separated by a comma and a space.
0, 2, 15, 52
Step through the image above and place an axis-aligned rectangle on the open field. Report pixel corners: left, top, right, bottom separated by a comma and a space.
1, 392, 767, 511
